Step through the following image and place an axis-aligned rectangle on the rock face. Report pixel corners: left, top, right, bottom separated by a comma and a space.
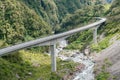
75, 64, 85, 72
94, 41, 120, 80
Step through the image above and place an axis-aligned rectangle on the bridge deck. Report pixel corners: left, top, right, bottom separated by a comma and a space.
0, 18, 106, 56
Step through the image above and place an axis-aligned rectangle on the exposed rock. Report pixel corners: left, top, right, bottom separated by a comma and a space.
58, 40, 95, 80
16, 74, 20, 79
32, 62, 40, 67
71, 54, 78, 58
64, 58, 72, 62
28, 72, 32, 75
76, 52, 80, 54
75, 64, 85, 72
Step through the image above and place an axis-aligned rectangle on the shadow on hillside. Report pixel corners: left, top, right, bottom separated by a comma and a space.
19, 0, 41, 16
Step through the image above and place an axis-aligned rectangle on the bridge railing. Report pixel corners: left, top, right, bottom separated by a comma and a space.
0, 18, 106, 72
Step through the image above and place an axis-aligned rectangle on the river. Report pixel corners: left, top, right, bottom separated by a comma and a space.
57, 39, 95, 80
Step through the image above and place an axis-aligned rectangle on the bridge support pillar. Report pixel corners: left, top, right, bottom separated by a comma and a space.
93, 27, 98, 44
50, 44, 56, 72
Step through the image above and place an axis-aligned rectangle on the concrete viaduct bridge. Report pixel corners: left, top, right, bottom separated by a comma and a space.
0, 18, 106, 72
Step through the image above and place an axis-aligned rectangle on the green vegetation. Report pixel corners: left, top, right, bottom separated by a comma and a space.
66, 30, 93, 50
0, 0, 100, 79
94, 1, 120, 79
57, 3, 108, 50
0, 0, 52, 46
21, 0, 59, 30
57, 4, 106, 33
0, 0, 113, 47
63, 0, 120, 53
55, 0, 93, 19
91, 0, 120, 52
0, 0, 107, 46
95, 58, 112, 80
96, 71, 110, 80
91, 33, 120, 52
104, 0, 120, 35
19, 0, 101, 31
0, 50, 77, 80
91, 36, 111, 52
0, 0, 120, 80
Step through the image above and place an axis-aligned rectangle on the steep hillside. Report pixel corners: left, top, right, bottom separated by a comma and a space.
105, 0, 120, 35
94, 0, 120, 80
94, 41, 120, 80
59, 4, 106, 32
0, 0, 52, 46
60, 3, 108, 50
21, 0, 106, 31
0, 0, 99, 80
55, 0, 94, 18
91, 0, 120, 52
21, 0, 59, 30
0, 0, 107, 47
0, 0, 119, 80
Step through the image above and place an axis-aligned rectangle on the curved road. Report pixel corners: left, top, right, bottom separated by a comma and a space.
0, 18, 106, 56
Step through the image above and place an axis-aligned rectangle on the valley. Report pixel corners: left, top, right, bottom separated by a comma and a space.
0, 0, 120, 80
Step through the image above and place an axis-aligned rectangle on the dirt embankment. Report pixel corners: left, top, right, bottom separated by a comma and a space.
93, 41, 120, 80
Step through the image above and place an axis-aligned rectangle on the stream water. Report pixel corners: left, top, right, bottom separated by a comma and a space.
57, 40, 95, 80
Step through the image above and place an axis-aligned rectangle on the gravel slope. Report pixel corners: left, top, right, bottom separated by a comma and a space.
94, 41, 120, 80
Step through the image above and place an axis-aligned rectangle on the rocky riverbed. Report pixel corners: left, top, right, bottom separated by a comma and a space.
56, 40, 95, 80
58, 50, 95, 80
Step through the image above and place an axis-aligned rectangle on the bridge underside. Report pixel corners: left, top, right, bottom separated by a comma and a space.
37, 26, 99, 72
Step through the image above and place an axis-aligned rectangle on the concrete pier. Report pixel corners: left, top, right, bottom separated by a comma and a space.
50, 44, 56, 72
93, 27, 98, 44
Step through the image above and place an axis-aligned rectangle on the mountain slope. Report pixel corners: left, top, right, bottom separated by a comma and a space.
94, 41, 120, 80
0, 0, 52, 46
21, 0, 59, 30
0, 0, 119, 80
93, 0, 120, 79
0, 0, 107, 47
21, 0, 106, 30
105, 0, 120, 35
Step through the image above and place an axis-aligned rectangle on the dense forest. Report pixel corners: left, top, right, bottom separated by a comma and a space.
0, 0, 113, 46
0, 0, 98, 46
0, 0, 120, 80
0, 0, 52, 46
